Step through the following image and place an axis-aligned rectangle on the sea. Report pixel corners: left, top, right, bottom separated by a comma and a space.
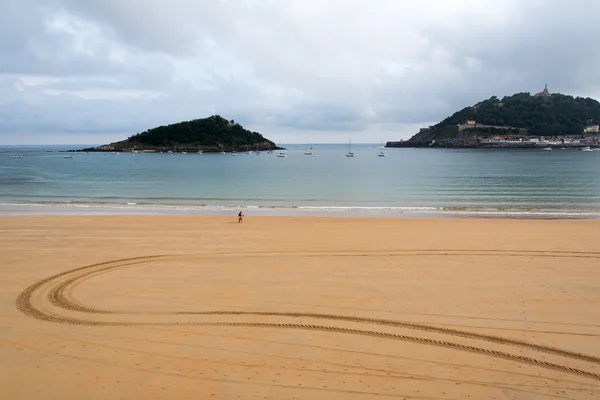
1, 143, 600, 219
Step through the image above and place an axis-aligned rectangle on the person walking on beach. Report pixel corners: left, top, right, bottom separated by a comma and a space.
238, 211, 244, 223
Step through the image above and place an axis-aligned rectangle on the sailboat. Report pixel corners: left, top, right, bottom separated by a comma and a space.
304, 141, 313, 155
276, 141, 287, 157
345, 138, 355, 157
378, 142, 386, 157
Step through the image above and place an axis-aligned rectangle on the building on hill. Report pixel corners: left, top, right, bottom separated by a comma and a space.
584, 125, 599, 133
534, 84, 551, 97
457, 120, 527, 134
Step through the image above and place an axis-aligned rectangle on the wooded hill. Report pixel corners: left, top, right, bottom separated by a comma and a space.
81, 115, 279, 152
398, 91, 600, 145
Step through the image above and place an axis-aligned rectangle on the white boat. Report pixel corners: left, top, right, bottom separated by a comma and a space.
63, 155, 73, 159
542, 147, 552, 151
345, 138, 355, 157
9, 155, 23, 158
304, 141, 313, 155
580, 146, 593, 152
275, 141, 286, 157
377, 142, 386, 157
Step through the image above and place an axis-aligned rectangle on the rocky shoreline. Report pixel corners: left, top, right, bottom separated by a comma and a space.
386, 139, 600, 149
71, 141, 283, 153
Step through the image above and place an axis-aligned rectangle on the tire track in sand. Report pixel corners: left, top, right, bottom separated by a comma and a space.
15, 251, 600, 382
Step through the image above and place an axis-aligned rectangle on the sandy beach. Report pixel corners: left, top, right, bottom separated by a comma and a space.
1, 215, 600, 399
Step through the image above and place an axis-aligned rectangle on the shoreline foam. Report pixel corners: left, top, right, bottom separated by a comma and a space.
1, 201, 599, 219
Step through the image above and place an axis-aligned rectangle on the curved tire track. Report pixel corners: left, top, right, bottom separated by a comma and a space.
15, 252, 600, 382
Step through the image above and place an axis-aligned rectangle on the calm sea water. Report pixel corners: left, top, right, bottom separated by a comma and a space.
1, 144, 600, 218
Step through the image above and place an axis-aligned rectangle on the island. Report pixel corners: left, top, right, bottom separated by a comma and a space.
387, 85, 600, 148
76, 115, 280, 153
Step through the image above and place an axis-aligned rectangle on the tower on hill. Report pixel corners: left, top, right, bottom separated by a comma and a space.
535, 84, 551, 97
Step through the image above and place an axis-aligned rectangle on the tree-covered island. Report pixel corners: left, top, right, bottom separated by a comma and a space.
78, 115, 280, 152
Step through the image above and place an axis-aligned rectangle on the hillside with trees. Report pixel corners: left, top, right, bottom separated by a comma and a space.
394, 91, 600, 146
81, 115, 278, 152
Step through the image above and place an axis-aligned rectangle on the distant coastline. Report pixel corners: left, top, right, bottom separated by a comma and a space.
387, 134, 600, 149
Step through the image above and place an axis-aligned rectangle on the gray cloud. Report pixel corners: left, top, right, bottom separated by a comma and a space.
1, 0, 599, 145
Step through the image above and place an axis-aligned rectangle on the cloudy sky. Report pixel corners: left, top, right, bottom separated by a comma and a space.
1, 0, 599, 145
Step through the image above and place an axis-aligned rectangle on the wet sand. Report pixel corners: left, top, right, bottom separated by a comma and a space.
1, 216, 600, 399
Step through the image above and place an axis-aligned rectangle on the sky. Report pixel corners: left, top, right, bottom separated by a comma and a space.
1, 0, 600, 145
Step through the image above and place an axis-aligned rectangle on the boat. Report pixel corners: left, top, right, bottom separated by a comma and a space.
377, 142, 386, 157
275, 141, 286, 157
304, 141, 313, 155
62, 155, 73, 159
276, 143, 286, 157
542, 147, 552, 151
345, 138, 355, 157
579, 146, 593, 152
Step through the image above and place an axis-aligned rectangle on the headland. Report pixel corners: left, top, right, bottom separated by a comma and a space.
388, 86, 600, 149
